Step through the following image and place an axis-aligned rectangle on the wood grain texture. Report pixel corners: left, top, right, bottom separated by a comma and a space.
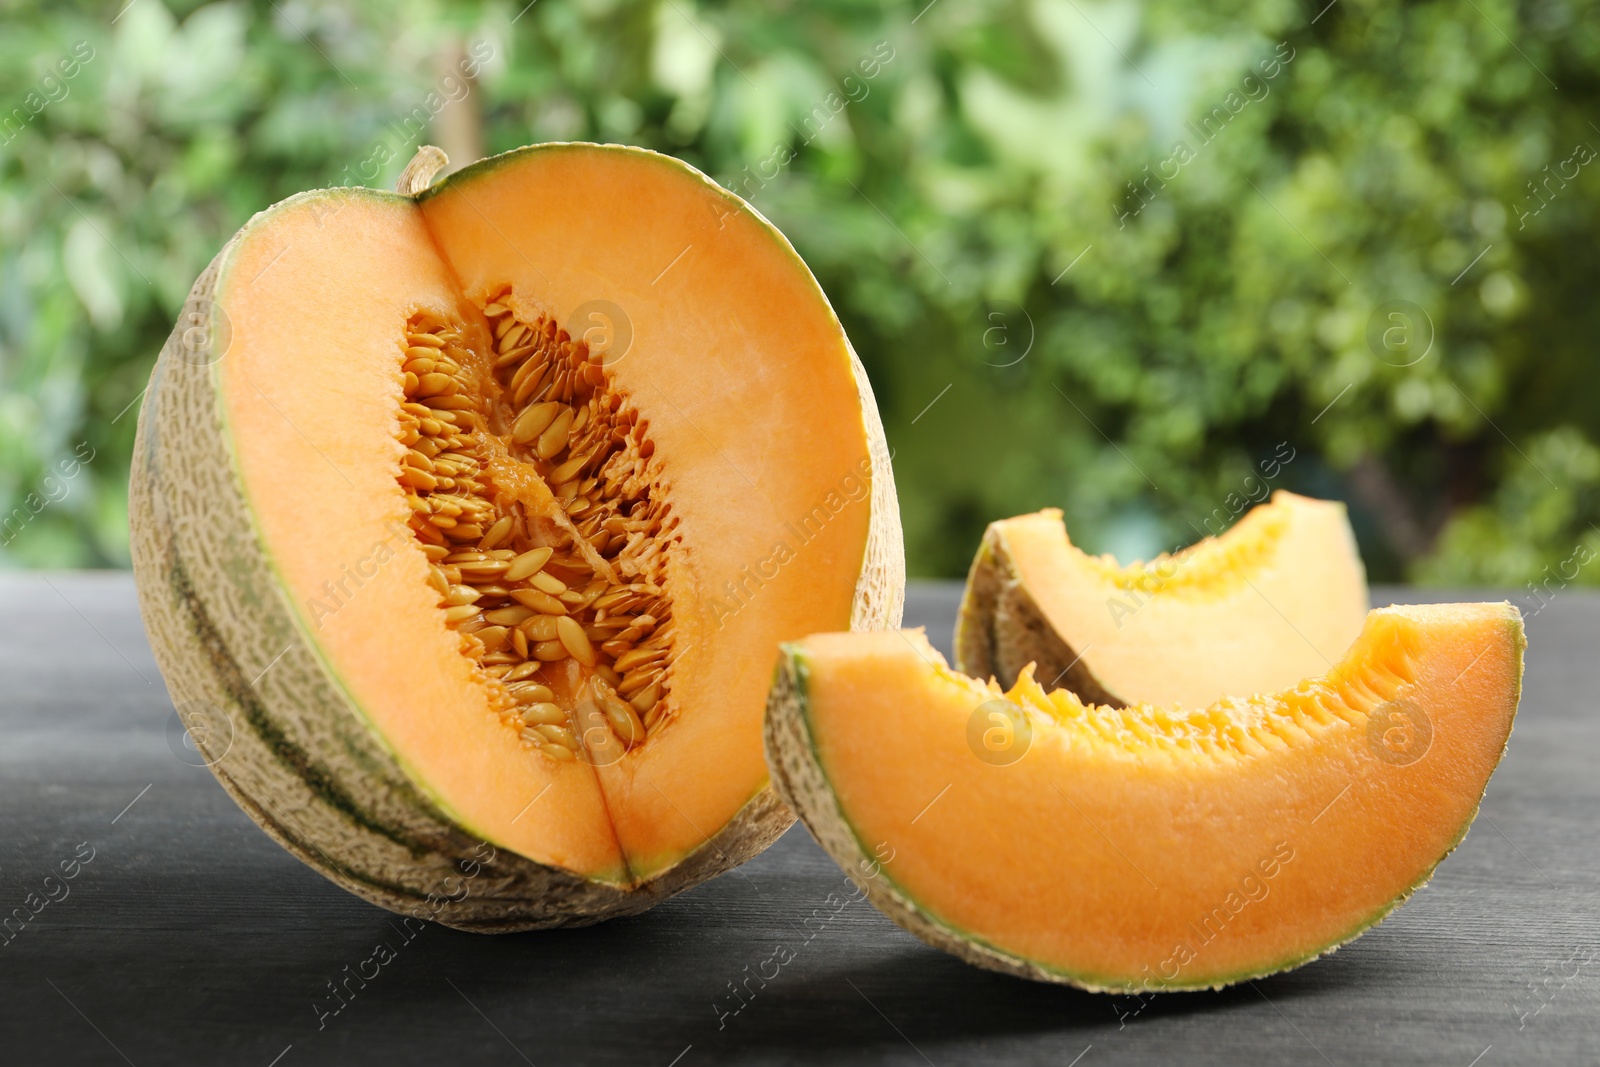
1, 576, 1595, 1065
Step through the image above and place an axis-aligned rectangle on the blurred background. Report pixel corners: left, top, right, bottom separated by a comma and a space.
2, 0, 1598, 588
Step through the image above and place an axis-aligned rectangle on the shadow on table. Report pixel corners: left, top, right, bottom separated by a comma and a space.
390, 911, 1346, 1059
11, 855, 1384, 1065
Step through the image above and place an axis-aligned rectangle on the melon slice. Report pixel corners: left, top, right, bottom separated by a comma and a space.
130, 144, 903, 929
767, 603, 1524, 990
956, 491, 1367, 708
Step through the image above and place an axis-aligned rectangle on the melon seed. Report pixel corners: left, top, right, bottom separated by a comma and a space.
556, 616, 597, 667
520, 701, 565, 724
530, 571, 567, 595
596, 681, 645, 747
513, 401, 560, 445
614, 646, 668, 673
630, 681, 662, 715
533, 639, 569, 662
484, 606, 534, 626
511, 589, 568, 615
504, 662, 542, 683
480, 515, 514, 550
504, 547, 553, 582
617, 669, 660, 697
536, 408, 574, 460
541, 740, 576, 761
549, 453, 587, 486
537, 723, 578, 749
520, 614, 561, 642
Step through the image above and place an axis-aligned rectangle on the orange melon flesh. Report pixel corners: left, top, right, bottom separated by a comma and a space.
417, 150, 873, 876
214, 146, 878, 884
779, 603, 1524, 990
959, 491, 1367, 708
217, 192, 626, 878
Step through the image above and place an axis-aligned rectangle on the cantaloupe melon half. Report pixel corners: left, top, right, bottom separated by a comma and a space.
956, 491, 1367, 708
130, 144, 903, 929
767, 603, 1524, 990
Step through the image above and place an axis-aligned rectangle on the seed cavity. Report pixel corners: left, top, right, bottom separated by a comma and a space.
395, 294, 678, 762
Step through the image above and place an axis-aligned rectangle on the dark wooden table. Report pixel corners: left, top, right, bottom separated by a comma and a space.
2, 575, 1596, 1065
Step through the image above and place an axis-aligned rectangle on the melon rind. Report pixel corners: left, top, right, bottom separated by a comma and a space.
130, 146, 903, 930
955, 524, 1122, 706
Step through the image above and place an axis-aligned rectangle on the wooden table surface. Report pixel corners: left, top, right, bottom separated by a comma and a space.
1, 574, 1596, 1065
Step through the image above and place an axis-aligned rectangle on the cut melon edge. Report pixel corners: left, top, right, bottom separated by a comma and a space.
765, 611, 1525, 992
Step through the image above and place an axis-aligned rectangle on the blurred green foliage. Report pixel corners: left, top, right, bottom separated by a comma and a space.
3, 0, 1599, 595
